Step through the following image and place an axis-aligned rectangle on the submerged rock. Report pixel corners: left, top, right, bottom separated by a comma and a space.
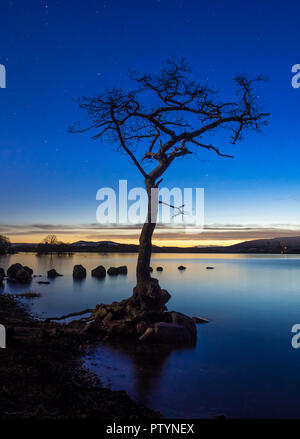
91, 265, 106, 278
47, 269, 63, 278
17, 291, 41, 298
178, 265, 186, 270
206, 266, 215, 270
73, 265, 87, 279
107, 266, 128, 276
156, 266, 163, 271
37, 281, 50, 285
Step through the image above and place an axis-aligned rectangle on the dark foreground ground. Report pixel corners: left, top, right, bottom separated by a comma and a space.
0, 293, 160, 419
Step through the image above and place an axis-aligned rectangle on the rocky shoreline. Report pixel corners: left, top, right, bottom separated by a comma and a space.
0, 293, 160, 419
3, 263, 202, 346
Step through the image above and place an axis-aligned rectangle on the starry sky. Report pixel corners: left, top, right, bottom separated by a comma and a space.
1, 0, 300, 246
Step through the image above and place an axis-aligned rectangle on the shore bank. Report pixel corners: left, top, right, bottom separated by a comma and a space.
0, 293, 160, 419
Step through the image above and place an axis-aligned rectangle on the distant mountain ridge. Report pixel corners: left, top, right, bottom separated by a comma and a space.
71, 240, 119, 247
10, 236, 300, 254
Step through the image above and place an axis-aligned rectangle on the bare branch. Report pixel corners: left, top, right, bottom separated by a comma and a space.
110, 108, 148, 178
190, 140, 234, 158
71, 59, 270, 185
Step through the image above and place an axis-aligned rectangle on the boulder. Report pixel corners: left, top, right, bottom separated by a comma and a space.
91, 265, 106, 278
15, 268, 32, 284
73, 264, 87, 279
107, 266, 128, 276
37, 281, 50, 285
47, 269, 63, 278
171, 311, 197, 339
206, 266, 215, 270
7, 263, 23, 278
149, 266, 153, 272
156, 266, 163, 271
23, 266, 33, 276
192, 316, 210, 324
178, 265, 186, 270
7, 263, 33, 283
154, 322, 193, 344
0, 267, 5, 281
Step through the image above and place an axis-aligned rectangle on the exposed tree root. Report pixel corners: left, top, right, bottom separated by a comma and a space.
45, 308, 94, 322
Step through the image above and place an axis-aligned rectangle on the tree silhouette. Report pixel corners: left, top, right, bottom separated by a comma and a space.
37, 234, 59, 255
0, 235, 11, 254
71, 58, 269, 311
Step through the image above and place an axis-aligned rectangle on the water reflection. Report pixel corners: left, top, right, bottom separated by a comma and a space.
2, 253, 300, 417
85, 341, 196, 408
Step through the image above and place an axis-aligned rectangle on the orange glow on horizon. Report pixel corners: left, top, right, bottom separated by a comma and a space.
6, 232, 243, 248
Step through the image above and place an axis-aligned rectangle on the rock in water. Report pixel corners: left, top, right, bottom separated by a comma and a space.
91, 265, 106, 278
154, 322, 193, 344
15, 268, 32, 284
192, 316, 210, 324
47, 269, 63, 278
7, 263, 23, 278
178, 265, 186, 270
73, 265, 87, 279
107, 266, 128, 276
0, 267, 5, 281
23, 266, 33, 276
156, 266, 163, 271
171, 311, 197, 339
206, 266, 215, 269
7, 263, 33, 283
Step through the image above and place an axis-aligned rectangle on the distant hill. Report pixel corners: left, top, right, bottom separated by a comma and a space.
223, 236, 300, 253
10, 236, 300, 254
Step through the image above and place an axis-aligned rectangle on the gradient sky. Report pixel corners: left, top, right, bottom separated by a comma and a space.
1, 0, 300, 245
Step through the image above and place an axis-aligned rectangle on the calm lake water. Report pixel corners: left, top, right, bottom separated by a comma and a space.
1, 252, 300, 418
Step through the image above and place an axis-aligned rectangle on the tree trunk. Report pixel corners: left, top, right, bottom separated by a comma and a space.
136, 178, 157, 282
132, 178, 171, 311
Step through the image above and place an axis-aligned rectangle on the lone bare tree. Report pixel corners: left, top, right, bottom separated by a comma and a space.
38, 234, 60, 255
71, 59, 269, 313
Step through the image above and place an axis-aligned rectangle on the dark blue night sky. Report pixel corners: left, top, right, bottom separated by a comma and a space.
1, 0, 300, 245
